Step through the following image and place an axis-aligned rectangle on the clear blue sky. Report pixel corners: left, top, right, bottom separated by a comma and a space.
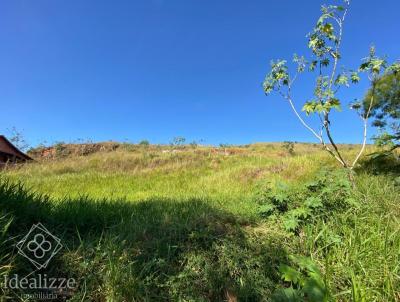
0, 0, 398, 146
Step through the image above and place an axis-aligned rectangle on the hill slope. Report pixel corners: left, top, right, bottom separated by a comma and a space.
1, 143, 399, 301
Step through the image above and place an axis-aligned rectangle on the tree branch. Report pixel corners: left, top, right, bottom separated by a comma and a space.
280, 92, 347, 166
351, 85, 375, 168
279, 91, 322, 142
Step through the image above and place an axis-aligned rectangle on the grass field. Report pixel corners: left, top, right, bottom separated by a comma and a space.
0, 143, 399, 301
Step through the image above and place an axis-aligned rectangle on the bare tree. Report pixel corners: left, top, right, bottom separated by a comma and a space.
7, 127, 30, 151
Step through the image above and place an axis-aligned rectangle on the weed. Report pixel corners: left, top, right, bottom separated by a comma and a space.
257, 169, 356, 232
282, 141, 295, 156
272, 255, 331, 302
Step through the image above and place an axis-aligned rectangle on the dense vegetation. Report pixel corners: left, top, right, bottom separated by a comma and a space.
0, 143, 399, 301
364, 71, 400, 152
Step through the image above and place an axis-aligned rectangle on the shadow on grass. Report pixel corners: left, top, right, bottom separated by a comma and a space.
0, 179, 287, 301
357, 153, 400, 176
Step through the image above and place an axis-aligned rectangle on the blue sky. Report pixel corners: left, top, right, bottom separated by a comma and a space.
0, 0, 398, 146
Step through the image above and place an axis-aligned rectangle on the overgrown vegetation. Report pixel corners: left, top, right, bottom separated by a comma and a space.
257, 169, 356, 233
272, 255, 331, 302
363, 69, 400, 155
0, 143, 398, 301
5, 127, 30, 152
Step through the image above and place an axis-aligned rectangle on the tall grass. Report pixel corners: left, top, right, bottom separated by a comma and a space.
0, 143, 398, 301
298, 173, 400, 301
0, 178, 289, 301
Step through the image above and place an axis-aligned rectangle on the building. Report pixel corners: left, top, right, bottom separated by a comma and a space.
0, 135, 32, 165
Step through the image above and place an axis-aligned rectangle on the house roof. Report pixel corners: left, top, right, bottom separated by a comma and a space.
0, 135, 32, 161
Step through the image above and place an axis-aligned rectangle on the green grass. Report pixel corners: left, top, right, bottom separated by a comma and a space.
0, 143, 399, 301
296, 173, 400, 301
4, 144, 328, 216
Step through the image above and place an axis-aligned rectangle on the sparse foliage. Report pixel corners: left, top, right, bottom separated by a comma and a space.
171, 136, 186, 147
263, 0, 399, 171
54, 141, 70, 157
6, 127, 29, 152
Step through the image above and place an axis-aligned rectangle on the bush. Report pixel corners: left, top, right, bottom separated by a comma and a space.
54, 142, 71, 157
171, 137, 186, 147
256, 169, 357, 232
282, 141, 295, 155
138, 140, 150, 146
272, 255, 331, 302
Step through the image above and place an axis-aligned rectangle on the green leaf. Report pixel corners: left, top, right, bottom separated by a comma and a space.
309, 60, 318, 71
335, 74, 348, 86
371, 58, 385, 74
258, 203, 276, 216
304, 197, 323, 209
290, 256, 321, 275
263, 83, 273, 95
350, 72, 360, 83
321, 58, 330, 67
290, 207, 311, 219
302, 278, 327, 302
359, 62, 370, 71
326, 98, 341, 111
315, 103, 325, 113
349, 101, 361, 110
302, 101, 317, 115
283, 215, 300, 231
272, 287, 302, 302
386, 62, 400, 74
263, 59, 290, 95
321, 23, 334, 35
279, 265, 302, 284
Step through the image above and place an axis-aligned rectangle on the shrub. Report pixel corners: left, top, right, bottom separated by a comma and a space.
171, 137, 186, 147
257, 169, 357, 232
272, 255, 331, 302
138, 140, 150, 146
54, 141, 71, 157
282, 141, 295, 155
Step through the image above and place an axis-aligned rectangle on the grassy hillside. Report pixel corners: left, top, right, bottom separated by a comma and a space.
7, 144, 348, 197
6, 144, 335, 215
0, 143, 399, 301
